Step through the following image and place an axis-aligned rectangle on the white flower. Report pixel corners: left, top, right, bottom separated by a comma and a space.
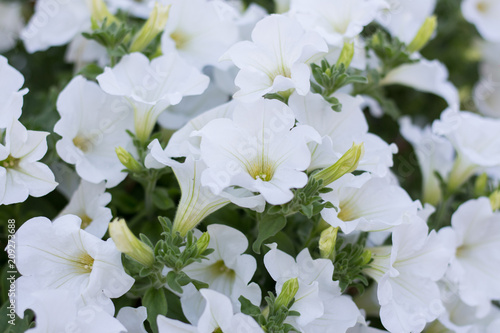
321, 173, 420, 234
180, 224, 261, 324
58, 180, 112, 238
108, 0, 155, 19
160, 0, 240, 70
0, 121, 57, 205
432, 108, 500, 191
116, 306, 148, 333
364, 215, 455, 333
196, 98, 321, 205
399, 116, 454, 205
289, 92, 397, 176
0, 2, 24, 53
0, 55, 28, 129
290, 0, 387, 47
264, 244, 360, 331
222, 14, 327, 101
15, 214, 135, 311
462, 0, 500, 42
54, 75, 134, 188
157, 289, 264, 333
97, 52, 209, 141
65, 34, 108, 70
444, 197, 500, 314
377, 0, 437, 44
474, 61, 500, 118
381, 58, 460, 109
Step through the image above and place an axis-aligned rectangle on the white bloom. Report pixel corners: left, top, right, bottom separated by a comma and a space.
381, 58, 460, 109
399, 116, 454, 205
321, 173, 420, 234
54, 75, 134, 188
158, 289, 264, 333
474, 61, 500, 118
0, 2, 24, 53
377, 0, 437, 43
264, 244, 360, 331
364, 216, 455, 333
180, 224, 261, 324
15, 215, 134, 311
108, 0, 156, 18
65, 34, 108, 70
462, 0, 500, 42
196, 98, 321, 205
116, 306, 148, 333
0, 121, 57, 205
444, 197, 500, 313
160, 0, 240, 70
222, 14, 327, 101
58, 180, 112, 238
290, 0, 387, 47
97, 52, 209, 141
0, 55, 28, 129
289, 92, 397, 176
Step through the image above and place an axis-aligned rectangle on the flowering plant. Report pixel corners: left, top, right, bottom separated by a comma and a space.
1, 0, 500, 332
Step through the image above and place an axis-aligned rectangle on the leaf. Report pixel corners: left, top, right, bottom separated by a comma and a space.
143, 287, 168, 333
252, 214, 287, 254
239, 296, 262, 318
165, 271, 183, 294
77, 64, 104, 81
153, 187, 175, 210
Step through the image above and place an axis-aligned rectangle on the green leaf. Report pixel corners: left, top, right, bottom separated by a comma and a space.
165, 271, 183, 294
143, 287, 168, 333
77, 63, 104, 81
153, 187, 175, 210
252, 214, 287, 254
239, 296, 262, 318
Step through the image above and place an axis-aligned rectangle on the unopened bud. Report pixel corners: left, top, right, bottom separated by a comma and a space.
275, 277, 299, 309
116, 147, 142, 172
196, 232, 210, 253
407, 16, 437, 53
129, 2, 171, 52
490, 190, 500, 211
319, 226, 339, 260
361, 249, 372, 266
474, 173, 489, 197
336, 42, 355, 69
314, 142, 364, 187
89, 0, 118, 28
109, 218, 155, 267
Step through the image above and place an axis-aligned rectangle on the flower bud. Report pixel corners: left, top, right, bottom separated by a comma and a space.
336, 42, 355, 69
361, 249, 372, 266
109, 218, 155, 267
89, 0, 118, 28
319, 226, 339, 260
116, 147, 142, 172
474, 173, 489, 197
314, 142, 364, 187
275, 277, 299, 309
407, 16, 437, 54
129, 3, 171, 53
196, 232, 210, 253
490, 190, 500, 211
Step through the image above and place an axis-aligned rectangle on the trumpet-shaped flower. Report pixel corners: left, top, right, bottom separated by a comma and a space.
364, 216, 455, 333
444, 197, 500, 314
474, 61, 500, 118
116, 306, 148, 333
0, 121, 57, 205
58, 180, 112, 238
180, 224, 261, 324
289, 92, 396, 176
321, 173, 420, 234
97, 52, 209, 141
158, 289, 264, 333
462, 0, 500, 42
0, 2, 24, 53
196, 98, 321, 205
15, 215, 134, 312
0, 55, 27, 129
54, 76, 134, 188
222, 14, 328, 101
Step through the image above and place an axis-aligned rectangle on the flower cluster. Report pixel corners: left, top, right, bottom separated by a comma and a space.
2, 0, 500, 332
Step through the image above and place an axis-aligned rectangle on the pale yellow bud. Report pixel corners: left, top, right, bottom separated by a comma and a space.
319, 226, 339, 260
490, 190, 500, 211
336, 42, 355, 69
115, 147, 142, 173
407, 16, 437, 54
89, 0, 118, 27
275, 277, 299, 309
109, 218, 155, 267
129, 2, 171, 53
314, 142, 365, 187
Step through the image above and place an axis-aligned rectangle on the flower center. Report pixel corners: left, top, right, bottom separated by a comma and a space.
212, 328, 223, 333
170, 30, 189, 49
1, 155, 20, 169
476, 1, 489, 13
77, 253, 95, 273
73, 136, 93, 152
209, 260, 236, 280
247, 158, 276, 182
80, 214, 93, 229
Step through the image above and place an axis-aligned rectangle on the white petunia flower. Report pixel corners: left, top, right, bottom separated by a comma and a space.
462, 0, 500, 42
222, 14, 328, 101
444, 197, 500, 314
364, 215, 455, 333
116, 306, 148, 333
0, 55, 28, 130
0, 2, 24, 53
180, 224, 261, 324
399, 116, 454, 205
0, 120, 57, 205
54, 75, 134, 188
264, 244, 360, 331
289, 92, 397, 176
58, 180, 112, 238
160, 0, 240, 70
97, 52, 209, 141
474, 61, 500, 118
158, 289, 264, 333
321, 173, 420, 234
196, 98, 321, 205
65, 34, 109, 70
432, 108, 500, 191
381, 58, 460, 109
15, 215, 135, 312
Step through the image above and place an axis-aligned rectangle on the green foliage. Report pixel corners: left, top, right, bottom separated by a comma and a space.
253, 214, 287, 254
143, 287, 167, 333
82, 19, 132, 65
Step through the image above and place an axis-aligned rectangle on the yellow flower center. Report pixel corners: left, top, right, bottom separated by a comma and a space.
80, 214, 93, 229
1, 155, 20, 169
476, 1, 489, 13
246, 158, 276, 182
73, 136, 93, 152
78, 253, 95, 273
170, 30, 189, 49
209, 260, 236, 280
